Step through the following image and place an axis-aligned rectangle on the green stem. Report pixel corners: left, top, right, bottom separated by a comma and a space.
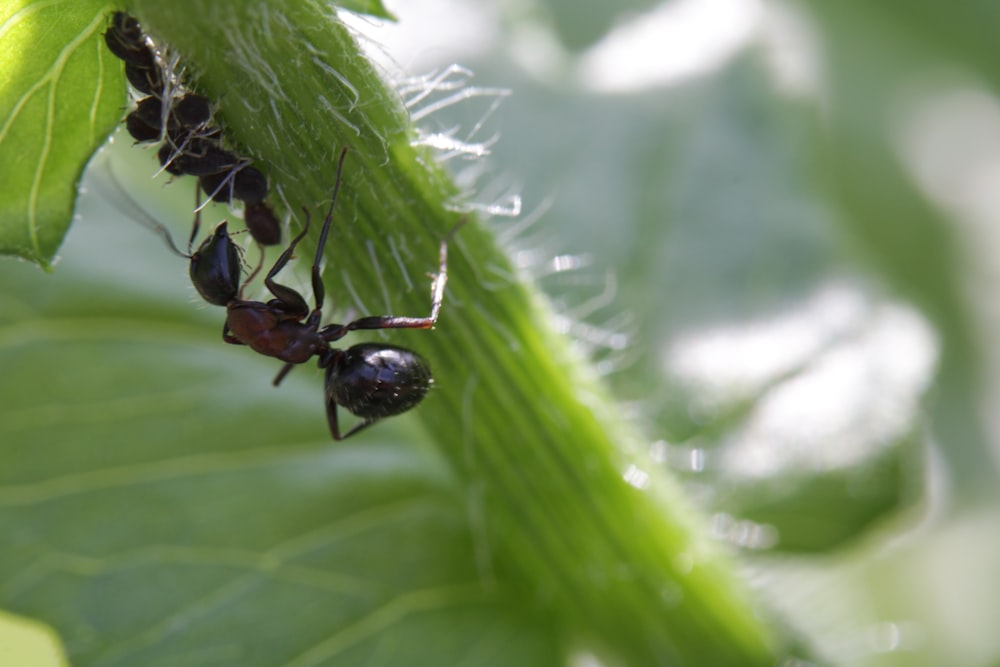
130, 1, 783, 663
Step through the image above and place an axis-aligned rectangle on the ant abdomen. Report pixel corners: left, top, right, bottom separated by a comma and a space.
326, 344, 432, 421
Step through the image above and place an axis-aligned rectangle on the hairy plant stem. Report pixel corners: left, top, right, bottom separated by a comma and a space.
131, 1, 784, 663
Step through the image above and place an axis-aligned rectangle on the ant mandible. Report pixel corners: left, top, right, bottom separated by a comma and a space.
218, 147, 456, 439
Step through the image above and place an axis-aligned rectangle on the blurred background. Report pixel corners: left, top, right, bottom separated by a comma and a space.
5, 0, 1000, 665
341, 1, 1000, 665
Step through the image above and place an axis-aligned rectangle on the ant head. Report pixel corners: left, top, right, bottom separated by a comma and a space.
188, 222, 242, 306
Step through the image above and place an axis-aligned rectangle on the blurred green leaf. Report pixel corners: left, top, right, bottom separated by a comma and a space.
793, 0, 998, 501
534, 0, 658, 52
0, 0, 122, 267
483, 57, 926, 552
716, 430, 924, 553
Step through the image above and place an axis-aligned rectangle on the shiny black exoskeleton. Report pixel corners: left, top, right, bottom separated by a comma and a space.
202, 147, 453, 440
325, 344, 432, 439
188, 222, 242, 306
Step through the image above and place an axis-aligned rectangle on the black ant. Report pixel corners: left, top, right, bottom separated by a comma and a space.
212, 147, 455, 439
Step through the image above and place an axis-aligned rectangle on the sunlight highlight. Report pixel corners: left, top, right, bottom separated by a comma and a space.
665, 284, 938, 477
576, 0, 763, 92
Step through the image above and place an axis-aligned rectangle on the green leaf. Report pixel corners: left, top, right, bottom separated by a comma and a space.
0, 0, 123, 268
336, 0, 396, 22
0, 205, 560, 665
1, 2, 789, 666
118, 2, 785, 665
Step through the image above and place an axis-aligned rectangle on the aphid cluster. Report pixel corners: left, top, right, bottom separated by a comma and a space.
104, 13, 456, 440
104, 11, 280, 246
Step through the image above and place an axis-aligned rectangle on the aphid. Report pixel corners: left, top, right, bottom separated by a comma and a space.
105, 11, 164, 96
172, 94, 212, 128
243, 201, 281, 246
133, 95, 163, 127
104, 9, 279, 247
157, 142, 185, 176
104, 11, 154, 68
125, 61, 163, 96
199, 167, 280, 247
198, 164, 266, 204
213, 147, 454, 439
232, 166, 268, 204
177, 144, 241, 177
125, 109, 160, 142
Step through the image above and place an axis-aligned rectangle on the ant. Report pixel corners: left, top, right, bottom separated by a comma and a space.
212, 147, 456, 439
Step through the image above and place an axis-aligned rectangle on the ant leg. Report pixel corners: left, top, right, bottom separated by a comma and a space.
101, 162, 189, 258
188, 183, 203, 254
239, 244, 266, 300
320, 223, 458, 343
308, 146, 350, 311
222, 320, 245, 346
337, 420, 376, 441
326, 398, 344, 441
260, 211, 312, 317
272, 362, 295, 387
324, 392, 374, 441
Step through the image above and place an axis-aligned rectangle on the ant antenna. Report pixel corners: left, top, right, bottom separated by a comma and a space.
100, 160, 189, 258
239, 243, 267, 299
189, 182, 204, 253
314, 147, 350, 271
307, 146, 350, 310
